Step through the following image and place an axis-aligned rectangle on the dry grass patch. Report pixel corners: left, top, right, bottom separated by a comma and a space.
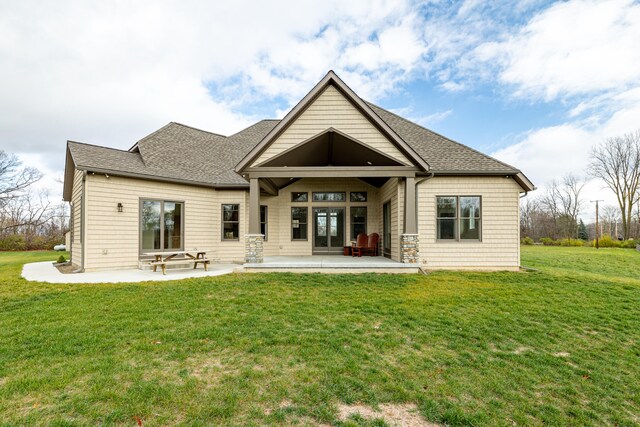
337, 403, 442, 426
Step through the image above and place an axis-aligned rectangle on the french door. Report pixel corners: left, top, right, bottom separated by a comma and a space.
313, 208, 345, 254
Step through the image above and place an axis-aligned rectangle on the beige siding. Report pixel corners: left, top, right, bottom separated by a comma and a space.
252, 85, 411, 166
83, 174, 247, 270
379, 178, 401, 261
418, 176, 522, 270
259, 178, 381, 256
70, 169, 84, 267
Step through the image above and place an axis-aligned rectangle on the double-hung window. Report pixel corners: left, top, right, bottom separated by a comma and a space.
291, 207, 308, 240
350, 207, 367, 240
222, 204, 240, 240
260, 205, 268, 240
436, 196, 481, 241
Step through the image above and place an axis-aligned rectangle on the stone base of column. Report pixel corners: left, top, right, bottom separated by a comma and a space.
245, 234, 264, 263
400, 233, 419, 264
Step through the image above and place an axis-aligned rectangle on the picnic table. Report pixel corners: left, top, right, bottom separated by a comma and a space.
142, 250, 210, 275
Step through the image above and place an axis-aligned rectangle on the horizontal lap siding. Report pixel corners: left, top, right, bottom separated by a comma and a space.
252, 85, 411, 166
418, 176, 521, 270
379, 178, 400, 261
84, 175, 246, 270
70, 169, 84, 267
261, 178, 381, 256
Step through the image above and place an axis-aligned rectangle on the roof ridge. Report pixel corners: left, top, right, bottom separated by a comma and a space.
128, 122, 174, 152
169, 122, 227, 138
68, 140, 133, 154
366, 101, 521, 173
228, 119, 281, 139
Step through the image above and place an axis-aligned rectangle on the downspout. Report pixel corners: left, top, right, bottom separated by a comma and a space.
81, 171, 86, 272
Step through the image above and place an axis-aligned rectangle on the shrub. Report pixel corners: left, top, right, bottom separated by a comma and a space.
0, 235, 26, 251
559, 238, 585, 247
521, 237, 534, 245
540, 237, 555, 246
56, 255, 66, 264
620, 239, 637, 249
592, 234, 621, 248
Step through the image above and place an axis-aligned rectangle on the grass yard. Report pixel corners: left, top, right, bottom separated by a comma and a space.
0, 247, 638, 426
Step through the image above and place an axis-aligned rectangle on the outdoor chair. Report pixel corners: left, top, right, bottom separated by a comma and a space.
353, 233, 379, 257
352, 233, 368, 257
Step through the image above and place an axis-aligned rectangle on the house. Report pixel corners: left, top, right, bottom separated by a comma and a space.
62, 71, 534, 272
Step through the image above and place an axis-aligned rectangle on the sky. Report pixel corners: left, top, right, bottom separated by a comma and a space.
1, 0, 639, 220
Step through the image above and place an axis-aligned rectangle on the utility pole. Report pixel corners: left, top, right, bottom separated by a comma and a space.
590, 200, 604, 249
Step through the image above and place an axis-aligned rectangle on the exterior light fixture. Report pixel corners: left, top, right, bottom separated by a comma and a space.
117, 202, 123, 212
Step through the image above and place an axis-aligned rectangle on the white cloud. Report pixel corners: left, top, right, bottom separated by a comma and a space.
473, 0, 640, 101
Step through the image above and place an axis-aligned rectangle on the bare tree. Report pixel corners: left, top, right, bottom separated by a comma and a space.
539, 174, 586, 238
588, 130, 640, 239
600, 205, 620, 237
0, 150, 42, 208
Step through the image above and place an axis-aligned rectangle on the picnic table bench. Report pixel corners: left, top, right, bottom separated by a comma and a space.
142, 250, 210, 275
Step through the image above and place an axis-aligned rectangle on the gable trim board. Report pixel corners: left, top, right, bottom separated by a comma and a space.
61, 70, 535, 272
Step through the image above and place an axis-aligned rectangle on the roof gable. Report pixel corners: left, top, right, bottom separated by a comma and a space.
235, 70, 430, 172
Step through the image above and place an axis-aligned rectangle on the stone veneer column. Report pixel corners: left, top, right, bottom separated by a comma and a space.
400, 233, 419, 264
245, 234, 264, 263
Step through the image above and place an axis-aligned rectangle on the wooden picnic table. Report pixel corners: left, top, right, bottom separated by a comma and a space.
142, 250, 210, 275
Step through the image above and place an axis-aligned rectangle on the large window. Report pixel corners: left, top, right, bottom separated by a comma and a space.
291, 207, 308, 240
222, 204, 239, 240
141, 200, 183, 251
350, 206, 367, 240
437, 196, 481, 241
260, 205, 268, 240
312, 192, 346, 202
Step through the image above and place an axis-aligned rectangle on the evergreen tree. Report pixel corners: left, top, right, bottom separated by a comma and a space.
578, 219, 589, 240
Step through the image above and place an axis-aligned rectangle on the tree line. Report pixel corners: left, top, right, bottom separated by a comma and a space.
0, 151, 68, 250
521, 129, 640, 243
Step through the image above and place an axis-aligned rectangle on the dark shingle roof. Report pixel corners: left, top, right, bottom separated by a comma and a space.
367, 103, 520, 173
66, 106, 523, 189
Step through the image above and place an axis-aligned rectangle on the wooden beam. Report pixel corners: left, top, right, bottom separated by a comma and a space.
246, 166, 418, 179
260, 178, 279, 196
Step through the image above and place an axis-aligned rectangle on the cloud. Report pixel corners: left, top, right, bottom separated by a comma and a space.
475, 0, 640, 101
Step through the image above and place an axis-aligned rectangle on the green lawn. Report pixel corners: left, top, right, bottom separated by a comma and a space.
0, 247, 638, 426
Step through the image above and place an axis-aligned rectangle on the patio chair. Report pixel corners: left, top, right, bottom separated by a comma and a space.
353, 233, 379, 257
352, 233, 368, 257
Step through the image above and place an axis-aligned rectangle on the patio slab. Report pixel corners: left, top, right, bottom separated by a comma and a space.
22, 261, 239, 284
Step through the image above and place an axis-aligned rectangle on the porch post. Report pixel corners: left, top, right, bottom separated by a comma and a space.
249, 178, 260, 234
401, 176, 419, 264
245, 178, 264, 263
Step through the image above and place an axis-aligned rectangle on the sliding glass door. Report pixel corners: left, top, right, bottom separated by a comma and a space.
140, 200, 183, 253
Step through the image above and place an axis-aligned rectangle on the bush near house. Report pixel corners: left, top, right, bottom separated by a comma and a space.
524, 235, 637, 249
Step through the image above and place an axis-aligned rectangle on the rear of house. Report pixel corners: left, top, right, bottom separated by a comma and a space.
62, 71, 534, 272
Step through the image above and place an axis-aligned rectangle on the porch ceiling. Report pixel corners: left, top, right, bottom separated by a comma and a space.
262, 129, 404, 168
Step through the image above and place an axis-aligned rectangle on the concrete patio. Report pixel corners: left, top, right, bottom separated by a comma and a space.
22, 261, 239, 284
244, 255, 420, 273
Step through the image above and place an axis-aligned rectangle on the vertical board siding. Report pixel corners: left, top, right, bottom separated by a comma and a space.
83, 174, 246, 270
252, 85, 411, 166
418, 176, 521, 270
70, 169, 84, 267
